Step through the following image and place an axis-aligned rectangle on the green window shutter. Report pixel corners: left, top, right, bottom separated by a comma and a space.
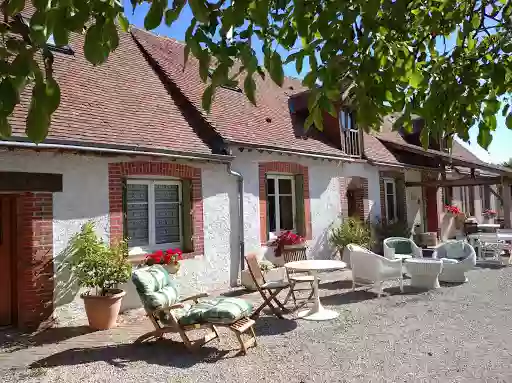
182, 179, 194, 252
121, 178, 128, 240
294, 174, 306, 237
263, 176, 269, 242
395, 178, 406, 222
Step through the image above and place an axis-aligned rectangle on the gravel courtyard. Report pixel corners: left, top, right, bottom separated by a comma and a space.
1, 265, 512, 383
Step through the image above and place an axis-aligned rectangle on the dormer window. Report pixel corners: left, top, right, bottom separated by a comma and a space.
46, 34, 74, 55
339, 109, 360, 156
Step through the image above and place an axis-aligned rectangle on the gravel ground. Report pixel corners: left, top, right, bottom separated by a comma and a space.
1, 266, 512, 383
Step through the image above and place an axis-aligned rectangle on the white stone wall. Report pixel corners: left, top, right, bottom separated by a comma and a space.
230, 150, 381, 262
0, 150, 237, 317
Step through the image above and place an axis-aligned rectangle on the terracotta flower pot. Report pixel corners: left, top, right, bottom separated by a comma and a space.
81, 288, 126, 330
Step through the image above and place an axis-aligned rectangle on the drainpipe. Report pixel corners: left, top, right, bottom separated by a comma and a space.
226, 164, 245, 277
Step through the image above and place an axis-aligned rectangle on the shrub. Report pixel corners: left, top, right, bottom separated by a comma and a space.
372, 219, 411, 241
329, 217, 373, 253
69, 222, 132, 296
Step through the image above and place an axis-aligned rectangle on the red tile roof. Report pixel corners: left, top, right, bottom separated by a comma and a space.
8, 26, 220, 157
131, 28, 356, 158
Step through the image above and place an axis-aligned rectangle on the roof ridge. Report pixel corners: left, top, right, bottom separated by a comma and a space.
130, 26, 186, 47
130, 27, 305, 87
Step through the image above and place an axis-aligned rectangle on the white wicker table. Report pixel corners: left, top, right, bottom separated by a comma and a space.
404, 258, 443, 289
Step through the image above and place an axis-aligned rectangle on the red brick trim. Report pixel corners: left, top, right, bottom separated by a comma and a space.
339, 177, 369, 221
108, 161, 204, 258
258, 162, 312, 243
16, 192, 54, 330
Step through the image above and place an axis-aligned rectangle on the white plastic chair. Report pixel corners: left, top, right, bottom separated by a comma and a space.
347, 244, 404, 297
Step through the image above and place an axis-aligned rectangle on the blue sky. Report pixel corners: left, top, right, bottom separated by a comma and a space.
124, 1, 511, 165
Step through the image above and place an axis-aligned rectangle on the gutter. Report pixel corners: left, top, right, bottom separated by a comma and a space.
226, 164, 245, 285
227, 141, 366, 163
0, 140, 233, 163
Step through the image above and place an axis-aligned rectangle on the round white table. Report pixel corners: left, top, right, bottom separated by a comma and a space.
284, 259, 346, 321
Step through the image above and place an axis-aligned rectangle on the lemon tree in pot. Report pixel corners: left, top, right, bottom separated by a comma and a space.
69, 222, 132, 330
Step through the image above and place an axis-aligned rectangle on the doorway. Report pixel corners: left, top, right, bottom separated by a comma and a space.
0, 196, 16, 326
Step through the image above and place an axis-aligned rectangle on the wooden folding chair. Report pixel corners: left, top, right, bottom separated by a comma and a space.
244, 253, 290, 319
281, 246, 314, 306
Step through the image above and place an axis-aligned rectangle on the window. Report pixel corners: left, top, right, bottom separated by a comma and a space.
482, 185, 491, 210
46, 34, 74, 54
444, 187, 453, 205
339, 109, 360, 156
384, 178, 398, 222
126, 180, 182, 251
339, 109, 356, 132
266, 175, 296, 237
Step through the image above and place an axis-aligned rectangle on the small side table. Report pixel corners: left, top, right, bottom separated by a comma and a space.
404, 258, 443, 289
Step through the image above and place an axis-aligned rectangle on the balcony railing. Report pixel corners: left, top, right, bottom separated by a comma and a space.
341, 129, 361, 157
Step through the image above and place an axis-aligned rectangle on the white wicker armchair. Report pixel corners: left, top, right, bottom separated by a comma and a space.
383, 237, 423, 260
432, 240, 476, 283
347, 244, 404, 297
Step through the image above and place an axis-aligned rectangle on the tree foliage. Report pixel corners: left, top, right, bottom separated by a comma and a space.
1, 0, 511, 147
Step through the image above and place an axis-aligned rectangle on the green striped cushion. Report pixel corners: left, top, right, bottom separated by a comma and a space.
132, 265, 180, 311
176, 297, 253, 326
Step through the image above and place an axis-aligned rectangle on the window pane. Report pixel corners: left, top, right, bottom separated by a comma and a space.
268, 195, 276, 232
127, 184, 149, 246
385, 181, 394, 195
279, 196, 294, 230
386, 194, 395, 221
155, 203, 180, 244
278, 178, 292, 194
155, 184, 179, 203
267, 178, 275, 195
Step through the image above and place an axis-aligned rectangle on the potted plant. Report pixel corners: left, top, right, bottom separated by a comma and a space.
329, 217, 373, 267
269, 231, 306, 265
483, 209, 497, 224
443, 205, 465, 239
144, 248, 183, 274
69, 222, 132, 330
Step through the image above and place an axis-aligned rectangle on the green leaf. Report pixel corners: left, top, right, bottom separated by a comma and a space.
165, 9, 179, 26
269, 52, 284, 87
312, 106, 323, 130
26, 96, 50, 144
506, 113, 512, 130
477, 122, 492, 149
202, 84, 215, 113
183, 45, 191, 68
189, 0, 210, 23
198, 51, 210, 82
45, 77, 60, 114
0, 116, 11, 138
244, 73, 257, 105
118, 13, 130, 32
7, 0, 25, 14
0, 79, 18, 115
295, 54, 304, 74
409, 70, 423, 88
53, 24, 69, 46
471, 14, 480, 29
84, 26, 107, 65
144, 0, 165, 30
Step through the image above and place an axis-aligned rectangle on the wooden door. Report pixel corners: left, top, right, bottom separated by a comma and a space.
425, 187, 439, 232
0, 196, 14, 326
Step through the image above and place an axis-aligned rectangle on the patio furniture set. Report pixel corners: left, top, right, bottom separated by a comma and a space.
129, 236, 486, 356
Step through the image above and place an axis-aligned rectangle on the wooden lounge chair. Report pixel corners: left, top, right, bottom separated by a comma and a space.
281, 246, 314, 306
244, 253, 290, 319
132, 265, 257, 354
